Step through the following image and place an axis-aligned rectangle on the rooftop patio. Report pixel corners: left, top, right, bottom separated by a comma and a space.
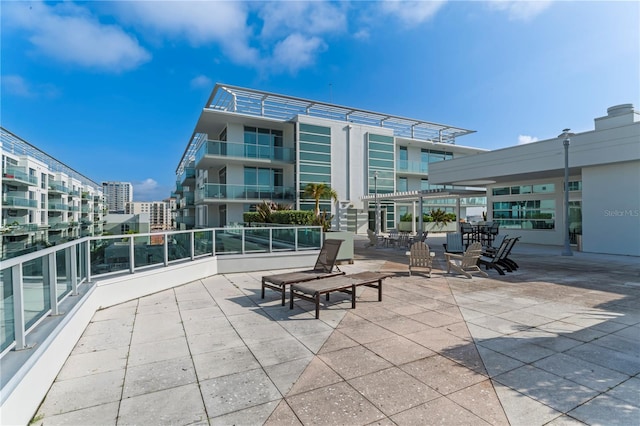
31, 235, 639, 425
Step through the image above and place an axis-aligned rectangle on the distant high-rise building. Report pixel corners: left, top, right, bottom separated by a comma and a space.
102, 181, 133, 213
125, 200, 173, 231
1, 127, 105, 259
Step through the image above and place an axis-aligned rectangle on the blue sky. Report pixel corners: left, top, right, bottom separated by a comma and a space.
2, 1, 638, 201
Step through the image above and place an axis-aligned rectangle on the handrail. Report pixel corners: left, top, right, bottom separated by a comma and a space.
0, 225, 323, 357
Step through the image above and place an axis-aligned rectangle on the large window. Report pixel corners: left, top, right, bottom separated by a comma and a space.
244, 126, 283, 158
299, 123, 332, 211
493, 200, 555, 230
493, 183, 555, 196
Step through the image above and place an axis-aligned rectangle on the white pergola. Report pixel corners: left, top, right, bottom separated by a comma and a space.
361, 188, 486, 234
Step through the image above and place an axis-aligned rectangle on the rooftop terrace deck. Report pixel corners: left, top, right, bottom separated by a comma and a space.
31, 236, 639, 425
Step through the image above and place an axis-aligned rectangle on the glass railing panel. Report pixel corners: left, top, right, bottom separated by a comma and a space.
1, 267, 14, 352
200, 140, 294, 162
244, 228, 270, 253
133, 235, 162, 269
215, 229, 242, 254
168, 233, 190, 262
56, 249, 71, 301
297, 228, 322, 249
194, 230, 213, 256
77, 241, 87, 284
22, 257, 50, 330
91, 238, 130, 275
272, 228, 296, 251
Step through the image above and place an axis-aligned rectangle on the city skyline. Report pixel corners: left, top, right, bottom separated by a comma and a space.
2, 0, 638, 201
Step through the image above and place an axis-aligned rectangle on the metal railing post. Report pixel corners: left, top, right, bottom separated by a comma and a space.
269, 228, 273, 253
241, 228, 246, 254
190, 231, 195, 260
69, 245, 78, 295
12, 264, 27, 350
85, 240, 92, 282
48, 253, 59, 316
164, 234, 169, 266
129, 237, 135, 274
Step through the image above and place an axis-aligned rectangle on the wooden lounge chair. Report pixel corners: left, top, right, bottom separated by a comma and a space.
289, 271, 393, 319
408, 241, 434, 277
443, 232, 464, 254
445, 242, 488, 279
261, 239, 345, 305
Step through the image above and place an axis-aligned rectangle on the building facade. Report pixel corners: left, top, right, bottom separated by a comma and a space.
1, 128, 105, 259
429, 104, 640, 256
102, 181, 133, 213
174, 84, 487, 232
125, 200, 173, 231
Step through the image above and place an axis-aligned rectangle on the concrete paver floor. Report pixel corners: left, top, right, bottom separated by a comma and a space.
33, 236, 640, 425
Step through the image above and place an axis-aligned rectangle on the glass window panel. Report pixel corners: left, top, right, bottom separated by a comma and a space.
520, 185, 532, 194
300, 142, 331, 153
300, 152, 331, 163
300, 133, 331, 144
421, 179, 429, 190
244, 168, 256, 185
300, 164, 331, 174
397, 177, 408, 192
368, 134, 394, 144
1, 268, 14, 352
369, 159, 394, 168
369, 150, 394, 160
492, 187, 510, 196
533, 183, 555, 193
369, 142, 394, 152
399, 147, 408, 161
300, 123, 331, 135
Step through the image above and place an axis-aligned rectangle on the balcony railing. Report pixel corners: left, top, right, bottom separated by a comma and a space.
178, 167, 195, 184
4, 196, 38, 209
49, 182, 68, 193
48, 203, 68, 211
2, 168, 38, 186
397, 160, 429, 174
195, 184, 296, 203
0, 225, 322, 356
196, 140, 294, 163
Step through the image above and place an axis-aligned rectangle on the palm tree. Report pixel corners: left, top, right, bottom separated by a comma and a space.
303, 183, 338, 217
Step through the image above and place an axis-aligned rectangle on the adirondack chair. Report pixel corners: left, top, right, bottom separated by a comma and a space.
408, 242, 434, 277
445, 242, 488, 279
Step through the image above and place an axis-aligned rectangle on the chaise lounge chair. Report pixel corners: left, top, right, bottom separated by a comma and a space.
261, 239, 345, 306
445, 242, 488, 279
408, 241, 434, 277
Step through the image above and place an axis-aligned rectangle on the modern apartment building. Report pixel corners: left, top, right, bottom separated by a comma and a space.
102, 181, 133, 213
174, 84, 487, 232
429, 104, 640, 256
125, 200, 174, 231
1, 128, 105, 259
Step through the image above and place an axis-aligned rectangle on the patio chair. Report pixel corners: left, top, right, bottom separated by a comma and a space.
408, 241, 433, 277
261, 239, 345, 305
477, 238, 512, 275
445, 242, 488, 279
483, 233, 507, 256
443, 232, 464, 254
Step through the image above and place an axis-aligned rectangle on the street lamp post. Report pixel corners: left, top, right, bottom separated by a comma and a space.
560, 129, 573, 256
374, 171, 380, 236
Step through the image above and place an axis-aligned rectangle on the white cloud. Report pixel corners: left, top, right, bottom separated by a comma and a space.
380, 0, 446, 26
2, 75, 60, 98
271, 34, 327, 75
518, 135, 539, 145
113, 2, 259, 65
133, 178, 170, 202
488, 1, 552, 21
259, 2, 347, 39
353, 29, 371, 40
191, 75, 213, 90
4, 1, 150, 72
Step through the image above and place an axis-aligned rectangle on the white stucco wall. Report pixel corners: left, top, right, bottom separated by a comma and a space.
582, 161, 640, 256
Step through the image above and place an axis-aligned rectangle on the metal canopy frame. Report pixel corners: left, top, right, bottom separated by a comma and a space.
361, 188, 487, 234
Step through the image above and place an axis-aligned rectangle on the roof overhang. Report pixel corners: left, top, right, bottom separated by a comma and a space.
360, 188, 486, 202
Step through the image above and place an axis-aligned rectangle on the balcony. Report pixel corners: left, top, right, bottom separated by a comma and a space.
195, 184, 296, 203
2, 167, 37, 186
48, 182, 68, 194
0, 223, 39, 236
195, 140, 295, 168
178, 167, 195, 186
49, 222, 70, 230
396, 160, 429, 175
3, 196, 38, 209
68, 205, 80, 212
179, 193, 195, 209
48, 203, 68, 212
